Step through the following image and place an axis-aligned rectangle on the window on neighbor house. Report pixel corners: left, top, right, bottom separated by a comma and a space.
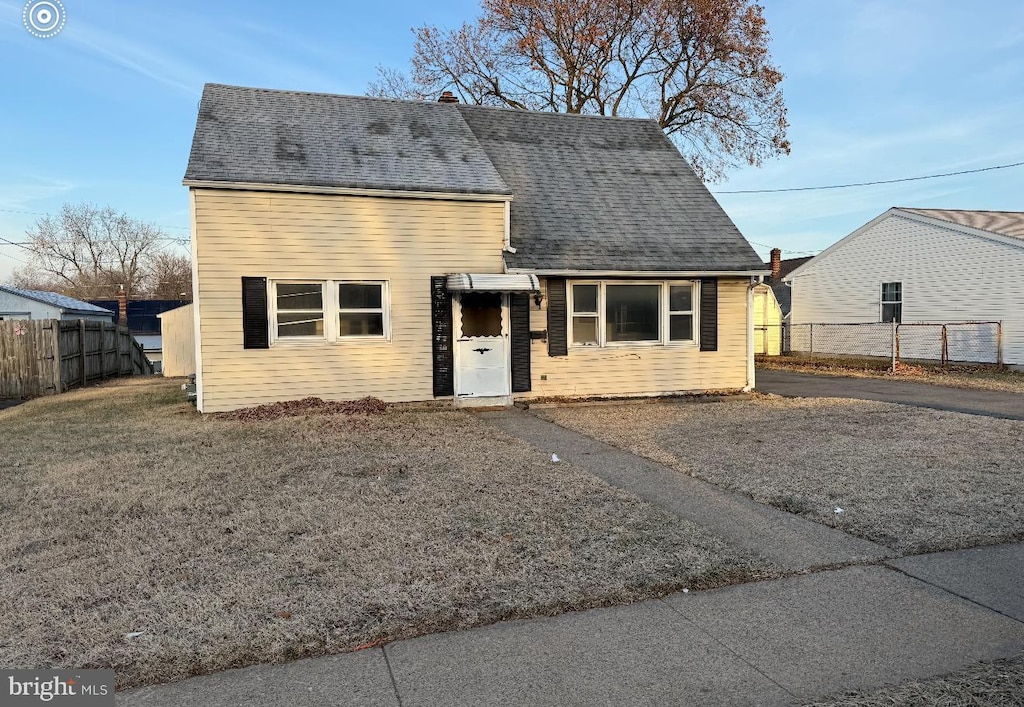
568, 281, 696, 347
275, 282, 325, 338
881, 282, 902, 323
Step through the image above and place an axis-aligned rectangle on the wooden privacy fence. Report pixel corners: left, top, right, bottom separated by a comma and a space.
0, 319, 153, 398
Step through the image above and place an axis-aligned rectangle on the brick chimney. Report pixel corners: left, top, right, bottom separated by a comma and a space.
437, 91, 459, 104
117, 285, 128, 327
770, 248, 782, 280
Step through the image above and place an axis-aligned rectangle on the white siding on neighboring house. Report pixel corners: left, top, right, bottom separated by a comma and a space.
789, 211, 1024, 365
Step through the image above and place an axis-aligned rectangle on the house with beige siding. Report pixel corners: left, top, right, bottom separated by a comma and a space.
786, 208, 1024, 366
183, 84, 768, 413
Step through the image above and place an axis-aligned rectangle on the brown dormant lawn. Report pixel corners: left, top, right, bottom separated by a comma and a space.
0, 379, 771, 689
537, 396, 1024, 554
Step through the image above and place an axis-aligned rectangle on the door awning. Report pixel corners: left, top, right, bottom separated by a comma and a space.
446, 273, 541, 293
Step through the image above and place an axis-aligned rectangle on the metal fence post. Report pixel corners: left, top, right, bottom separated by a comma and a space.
997, 321, 1004, 367
809, 323, 814, 359
890, 320, 897, 372
940, 325, 948, 367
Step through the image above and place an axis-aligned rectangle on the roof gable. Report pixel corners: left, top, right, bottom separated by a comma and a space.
0, 285, 115, 314
185, 84, 510, 196
785, 207, 1024, 282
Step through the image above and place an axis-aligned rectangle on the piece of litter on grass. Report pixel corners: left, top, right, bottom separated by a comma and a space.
682, 588, 689, 594
124, 631, 145, 639
551, 454, 560, 462
834, 507, 844, 514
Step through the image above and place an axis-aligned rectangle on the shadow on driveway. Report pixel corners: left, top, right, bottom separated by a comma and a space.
757, 369, 1024, 420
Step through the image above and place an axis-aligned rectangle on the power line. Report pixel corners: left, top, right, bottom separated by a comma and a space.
747, 240, 822, 257
714, 160, 1024, 195
0, 208, 190, 233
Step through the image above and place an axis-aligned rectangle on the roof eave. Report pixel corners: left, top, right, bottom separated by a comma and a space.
183, 179, 514, 202
508, 268, 771, 277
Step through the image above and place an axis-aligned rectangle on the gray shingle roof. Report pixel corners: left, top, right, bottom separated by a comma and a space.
899, 208, 1024, 241
185, 84, 510, 195
457, 104, 765, 272
185, 84, 764, 273
0, 285, 115, 315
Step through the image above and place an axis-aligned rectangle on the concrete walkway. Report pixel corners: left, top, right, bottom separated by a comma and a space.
479, 408, 890, 572
119, 543, 1024, 706
757, 369, 1024, 420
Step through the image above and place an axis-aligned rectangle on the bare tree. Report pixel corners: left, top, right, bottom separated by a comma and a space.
148, 252, 192, 299
370, 0, 789, 180
9, 203, 187, 300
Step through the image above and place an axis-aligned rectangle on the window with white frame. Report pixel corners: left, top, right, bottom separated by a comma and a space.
569, 281, 696, 347
275, 282, 325, 339
272, 280, 388, 342
338, 283, 385, 337
881, 282, 902, 323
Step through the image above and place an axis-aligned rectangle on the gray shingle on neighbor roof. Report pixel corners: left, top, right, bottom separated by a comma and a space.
457, 104, 765, 272
185, 84, 510, 195
899, 208, 1024, 241
0, 285, 115, 315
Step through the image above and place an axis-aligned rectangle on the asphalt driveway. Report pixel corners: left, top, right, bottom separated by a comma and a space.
756, 369, 1024, 420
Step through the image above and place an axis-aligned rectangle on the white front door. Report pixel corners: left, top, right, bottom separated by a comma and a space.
455, 292, 510, 399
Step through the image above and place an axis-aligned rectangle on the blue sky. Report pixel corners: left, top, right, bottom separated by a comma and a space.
1, 0, 1022, 280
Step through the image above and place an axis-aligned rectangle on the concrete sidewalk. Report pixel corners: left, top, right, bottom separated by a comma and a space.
119, 543, 1024, 706
757, 369, 1024, 420
479, 408, 890, 572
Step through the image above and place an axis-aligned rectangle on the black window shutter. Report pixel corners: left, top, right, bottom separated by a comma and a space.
510, 293, 531, 392
241, 276, 269, 349
430, 276, 454, 397
699, 278, 718, 352
546, 278, 568, 357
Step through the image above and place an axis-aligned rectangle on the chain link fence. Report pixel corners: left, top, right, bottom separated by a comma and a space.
756, 321, 1003, 369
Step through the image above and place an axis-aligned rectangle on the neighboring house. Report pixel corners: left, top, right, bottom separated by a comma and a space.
786, 208, 1024, 366
89, 298, 191, 372
0, 285, 115, 322
157, 304, 196, 377
183, 84, 768, 413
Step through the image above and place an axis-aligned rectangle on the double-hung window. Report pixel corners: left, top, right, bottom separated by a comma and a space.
881, 282, 902, 323
275, 282, 325, 339
569, 281, 697, 347
272, 280, 389, 343
338, 283, 385, 337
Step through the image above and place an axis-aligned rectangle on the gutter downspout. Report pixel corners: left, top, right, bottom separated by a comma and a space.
744, 276, 761, 392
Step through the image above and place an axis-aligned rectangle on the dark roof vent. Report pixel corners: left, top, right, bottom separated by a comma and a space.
437, 91, 459, 104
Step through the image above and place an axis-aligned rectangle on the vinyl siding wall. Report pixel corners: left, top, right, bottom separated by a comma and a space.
158, 304, 196, 377
522, 277, 750, 397
192, 188, 505, 412
790, 213, 1024, 365
753, 284, 781, 355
